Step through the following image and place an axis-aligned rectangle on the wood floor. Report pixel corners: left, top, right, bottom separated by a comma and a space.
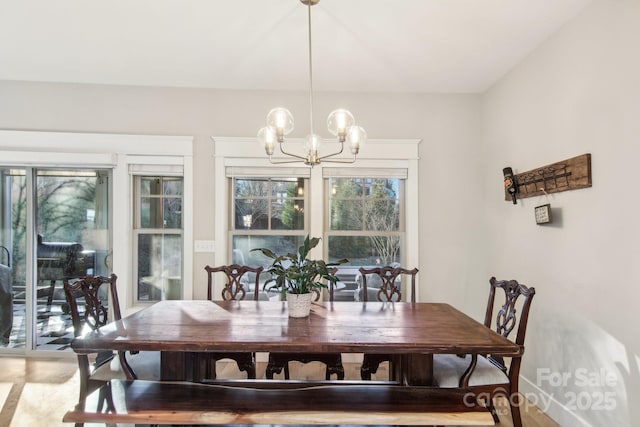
0, 356, 558, 427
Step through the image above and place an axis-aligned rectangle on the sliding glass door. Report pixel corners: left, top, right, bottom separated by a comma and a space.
0, 167, 111, 353
0, 168, 26, 349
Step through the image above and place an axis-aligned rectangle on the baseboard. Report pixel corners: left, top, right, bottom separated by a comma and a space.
520, 375, 593, 426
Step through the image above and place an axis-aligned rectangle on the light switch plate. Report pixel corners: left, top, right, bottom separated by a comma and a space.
194, 240, 216, 252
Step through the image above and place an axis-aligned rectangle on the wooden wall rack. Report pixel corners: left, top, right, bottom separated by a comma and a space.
505, 153, 592, 201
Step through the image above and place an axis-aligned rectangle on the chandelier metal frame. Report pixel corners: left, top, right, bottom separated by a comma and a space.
257, 0, 366, 167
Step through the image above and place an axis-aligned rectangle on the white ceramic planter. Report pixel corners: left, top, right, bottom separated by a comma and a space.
287, 292, 313, 317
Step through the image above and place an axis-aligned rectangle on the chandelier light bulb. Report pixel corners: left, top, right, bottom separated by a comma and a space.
347, 126, 366, 155
304, 133, 323, 152
257, 126, 277, 155
266, 107, 294, 142
327, 109, 355, 142
303, 133, 323, 165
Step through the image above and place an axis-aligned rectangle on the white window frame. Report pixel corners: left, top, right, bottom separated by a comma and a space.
212, 136, 420, 299
0, 130, 194, 314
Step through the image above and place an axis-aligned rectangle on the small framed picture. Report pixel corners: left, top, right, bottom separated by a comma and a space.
535, 204, 552, 224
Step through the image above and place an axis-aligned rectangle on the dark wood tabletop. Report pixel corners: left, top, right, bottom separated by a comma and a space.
71, 300, 520, 384
72, 300, 520, 355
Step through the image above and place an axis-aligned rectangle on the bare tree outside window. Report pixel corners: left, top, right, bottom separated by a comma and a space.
364, 180, 400, 265
328, 178, 402, 266
8, 171, 101, 282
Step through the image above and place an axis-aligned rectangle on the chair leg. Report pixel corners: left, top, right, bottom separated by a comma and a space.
246, 364, 256, 379
510, 392, 523, 427
327, 355, 345, 380
360, 354, 385, 380
485, 397, 500, 424
235, 354, 256, 379
327, 364, 345, 380
47, 280, 56, 310
360, 364, 372, 380
284, 362, 291, 379
265, 360, 283, 379
118, 351, 138, 380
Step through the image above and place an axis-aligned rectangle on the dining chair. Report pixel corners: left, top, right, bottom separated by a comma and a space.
358, 265, 419, 380
202, 264, 264, 379
63, 274, 160, 403
432, 277, 536, 427
265, 275, 345, 380
0, 246, 13, 346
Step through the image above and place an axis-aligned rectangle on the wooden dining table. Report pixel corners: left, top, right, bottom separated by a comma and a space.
71, 299, 521, 385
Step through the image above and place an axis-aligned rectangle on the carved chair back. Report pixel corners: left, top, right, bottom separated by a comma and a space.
359, 266, 419, 302
64, 274, 121, 337
64, 274, 136, 401
484, 277, 536, 373
433, 278, 536, 427
205, 264, 264, 301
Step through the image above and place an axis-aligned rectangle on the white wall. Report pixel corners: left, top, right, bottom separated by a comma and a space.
0, 82, 481, 302
481, 0, 640, 425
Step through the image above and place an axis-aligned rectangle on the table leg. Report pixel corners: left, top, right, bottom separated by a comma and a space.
161, 352, 197, 381
397, 353, 433, 385
390, 355, 403, 382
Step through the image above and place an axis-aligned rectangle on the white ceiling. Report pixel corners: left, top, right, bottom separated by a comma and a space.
0, 0, 592, 93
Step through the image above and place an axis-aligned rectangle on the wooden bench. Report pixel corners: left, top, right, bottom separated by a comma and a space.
63, 379, 494, 425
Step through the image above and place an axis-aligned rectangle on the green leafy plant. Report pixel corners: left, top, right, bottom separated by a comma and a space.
251, 235, 348, 298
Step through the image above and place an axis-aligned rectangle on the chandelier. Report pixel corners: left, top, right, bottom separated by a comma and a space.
257, 0, 366, 167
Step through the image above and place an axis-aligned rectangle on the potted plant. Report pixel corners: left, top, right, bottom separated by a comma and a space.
252, 235, 347, 317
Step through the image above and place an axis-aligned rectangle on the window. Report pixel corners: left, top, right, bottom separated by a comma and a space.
1, 130, 193, 330
1, 165, 111, 353
134, 176, 183, 301
326, 177, 404, 267
233, 177, 305, 231
213, 137, 419, 301
230, 177, 307, 295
